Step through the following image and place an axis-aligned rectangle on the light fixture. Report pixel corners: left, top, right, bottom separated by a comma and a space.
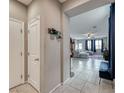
88, 33, 91, 38
87, 32, 94, 39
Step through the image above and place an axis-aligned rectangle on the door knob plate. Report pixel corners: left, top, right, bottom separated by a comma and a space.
34, 58, 39, 61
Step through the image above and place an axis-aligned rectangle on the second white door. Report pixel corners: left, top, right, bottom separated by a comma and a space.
28, 16, 40, 91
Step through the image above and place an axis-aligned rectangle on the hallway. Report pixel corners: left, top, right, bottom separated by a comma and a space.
9, 0, 115, 93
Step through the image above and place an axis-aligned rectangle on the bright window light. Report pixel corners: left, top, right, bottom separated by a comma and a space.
88, 40, 91, 50
79, 43, 82, 50
95, 40, 102, 49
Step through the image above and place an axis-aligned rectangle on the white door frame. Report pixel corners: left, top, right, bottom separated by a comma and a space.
28, 15, 41, 92
28, 16, 40, 25
9, 18, 25, 88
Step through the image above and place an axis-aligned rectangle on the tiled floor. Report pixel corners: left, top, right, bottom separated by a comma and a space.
52, 57, 115, 93
10, 57, 115, 93
9, 83, 38, 93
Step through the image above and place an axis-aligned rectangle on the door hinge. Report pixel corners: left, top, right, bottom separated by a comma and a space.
21, 75, 23, 79
20, 52, 22, 56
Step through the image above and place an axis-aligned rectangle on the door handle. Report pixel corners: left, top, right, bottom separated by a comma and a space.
34, 58, 39, 61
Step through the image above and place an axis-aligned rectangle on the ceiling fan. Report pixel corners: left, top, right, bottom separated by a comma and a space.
87, 32, 94, 38
87, 26, 97, 38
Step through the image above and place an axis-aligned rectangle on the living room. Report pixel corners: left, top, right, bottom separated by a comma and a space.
70, 4, 110, 60
68, 4, 114, 92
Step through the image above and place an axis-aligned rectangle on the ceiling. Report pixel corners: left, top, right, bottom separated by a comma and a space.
17, 0, 32, 5
70, 4, 110, 39
16, 0, 67, 5
58, 0, 67, 3
64, 0, 114, 17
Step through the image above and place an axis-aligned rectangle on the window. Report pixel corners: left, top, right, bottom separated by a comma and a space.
75, 44, 78, 50
95, 40, 102, 49
75, 43, 82, 50
79, 43, 82, 50
87, 40, 91, 50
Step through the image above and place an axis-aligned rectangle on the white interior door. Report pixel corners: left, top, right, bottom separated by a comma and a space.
28, 16, 40, 91
9, 18, 24, 88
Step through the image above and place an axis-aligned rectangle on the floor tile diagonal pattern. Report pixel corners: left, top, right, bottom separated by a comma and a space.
10, 57, 115, 93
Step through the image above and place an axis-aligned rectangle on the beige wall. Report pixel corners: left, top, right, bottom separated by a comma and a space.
9, 0, 28, 81
28, 0, 44, 20
44, 0, 61, 93
28, 0, 62, 93
9, 0, 27, 22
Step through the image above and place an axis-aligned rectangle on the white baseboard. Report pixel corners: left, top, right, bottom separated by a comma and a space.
9, 81, 26, 90
62, 78, 70, 85
49, 83, 62, 93
45, 78, 71, 93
